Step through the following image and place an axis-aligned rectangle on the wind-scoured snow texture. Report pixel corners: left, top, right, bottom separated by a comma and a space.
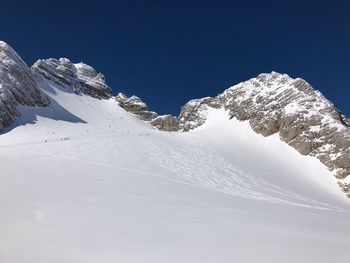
31, 58, 112, 99
0, 41, 50, 131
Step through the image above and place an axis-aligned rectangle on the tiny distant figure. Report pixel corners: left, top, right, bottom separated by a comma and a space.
44, 140, 48, 143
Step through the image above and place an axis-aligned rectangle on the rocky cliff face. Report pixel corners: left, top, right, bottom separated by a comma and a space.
0, 41, 50, 131
32, 59, 112, 99
217, 72, 350, 196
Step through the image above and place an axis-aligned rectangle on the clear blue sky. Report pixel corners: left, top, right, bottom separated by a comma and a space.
2, 0, 350, 116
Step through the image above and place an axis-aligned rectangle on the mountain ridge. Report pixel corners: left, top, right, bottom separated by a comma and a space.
117, 73, 350, 195
0, 40, 349, 196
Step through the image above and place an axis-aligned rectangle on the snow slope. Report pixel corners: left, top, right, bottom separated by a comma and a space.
0, 81, 350, 263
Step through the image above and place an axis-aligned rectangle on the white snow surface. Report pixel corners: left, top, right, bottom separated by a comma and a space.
0, 81, 350, 263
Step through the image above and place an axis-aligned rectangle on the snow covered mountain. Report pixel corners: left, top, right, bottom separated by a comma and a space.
117, 74, 350, 196
1, 41, 350, 262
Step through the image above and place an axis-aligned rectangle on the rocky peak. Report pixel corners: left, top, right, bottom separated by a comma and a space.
182, 71, 350, 196
32, 58, 112, 99
0, 41, 50, 131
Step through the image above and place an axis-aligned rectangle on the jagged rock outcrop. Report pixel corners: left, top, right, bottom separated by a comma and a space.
151, 115, 179, 131
32, 59, 112, 99
0, 41, 50, 131
115, 93, 158, 121
74, 63, 112, 98
217, 72, 350, 188
114, 93, 180, 131
177, 97, 221, 131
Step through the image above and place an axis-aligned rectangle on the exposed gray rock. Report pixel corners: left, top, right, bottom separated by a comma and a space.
342, 115, 350, 126
338, 182, 350, 198
114, 93, 179, 131
217, 72, 350, 186
178, 97, 221, 131
31, 58, 76, 87
0, 41, 50, 131
75, 63, 112, 99
32, 59, 112, 99
115, 93, 158, 121
151, 115, 179, 131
